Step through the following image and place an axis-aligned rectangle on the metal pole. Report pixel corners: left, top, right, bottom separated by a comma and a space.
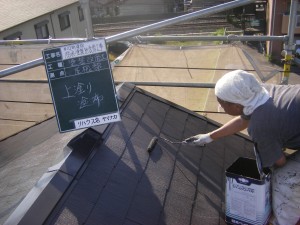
0, 38, 87, 45
0, 35, 287, 46
114, 81, 215, 88
79, 0, 94, 39
281, 0, 298, 84
134, 35, 287, 42
0, 0, 258, 78
106, 0, 257, 43
0, 58, 45, 77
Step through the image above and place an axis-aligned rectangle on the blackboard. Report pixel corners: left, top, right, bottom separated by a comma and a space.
42, 39, 121, 132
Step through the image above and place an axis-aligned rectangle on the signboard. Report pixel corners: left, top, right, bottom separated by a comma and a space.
43, 39, 121, 132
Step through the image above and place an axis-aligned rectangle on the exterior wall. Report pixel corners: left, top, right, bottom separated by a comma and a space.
117, 0, 168, 16
50, 3, 87, 38
91, 0, 169, 19
266, 0, 282, 61
0, 14, 56, 40
0, 3, 87, 40
281, 14, 300, 34
266, 0, 291, 61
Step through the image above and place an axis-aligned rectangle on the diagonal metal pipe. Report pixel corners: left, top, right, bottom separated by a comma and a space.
105, 0, 257, 43
133, 35, 288, 42
0, 0, 257, 78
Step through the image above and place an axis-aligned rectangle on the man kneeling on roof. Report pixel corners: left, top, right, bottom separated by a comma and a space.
184, 70, 300, 225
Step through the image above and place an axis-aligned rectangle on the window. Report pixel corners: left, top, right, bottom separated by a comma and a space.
59, 11, 71, 31
78, 6, 84, 21
35, 20, 49, 39
255, 4, 265, 12
4, 31, 22, 40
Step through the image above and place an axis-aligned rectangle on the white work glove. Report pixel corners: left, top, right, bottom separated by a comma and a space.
183, 133, 213, 146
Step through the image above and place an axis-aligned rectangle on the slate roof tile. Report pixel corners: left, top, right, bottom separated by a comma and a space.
161, 108, 188, 140
161, 192, 194, 225
168, 167, 197, 199
191, 215, 225, 225
5, 84, 257, 225
121, 92, 152, 121
140, 160, 173, 190
126, 187, 166, 225
54, 194, 95, 224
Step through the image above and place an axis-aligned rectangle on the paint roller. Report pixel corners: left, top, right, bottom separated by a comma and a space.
147, 137, 158, 153
147, 136, 183, 153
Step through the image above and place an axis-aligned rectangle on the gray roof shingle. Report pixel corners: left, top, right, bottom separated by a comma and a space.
5, 83, 255, 225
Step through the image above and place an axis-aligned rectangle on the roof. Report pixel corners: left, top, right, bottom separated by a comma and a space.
112, 44, 285, 125
0, 45, 56, 141
0, 0, 79, 32
0, 116, 83, 225
2, 43, 299, 141
0, 44, 262, 141
3, 83, 255, 225
1, 42, 299, 224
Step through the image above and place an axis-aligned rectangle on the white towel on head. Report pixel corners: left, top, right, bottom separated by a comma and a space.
215, 70, 270, 115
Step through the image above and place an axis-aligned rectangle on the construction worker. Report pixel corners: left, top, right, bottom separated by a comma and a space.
184, 70, 300, 225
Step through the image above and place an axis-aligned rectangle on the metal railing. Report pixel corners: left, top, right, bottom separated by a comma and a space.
133, 35, 288, 43
0, 0, 297, 83
0, 0, 259, 79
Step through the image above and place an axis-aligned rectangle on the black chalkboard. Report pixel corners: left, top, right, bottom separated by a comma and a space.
43, 39, 120, 132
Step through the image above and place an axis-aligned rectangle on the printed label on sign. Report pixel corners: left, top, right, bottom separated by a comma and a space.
74, 113, 120, 129
60, 41, 105, 59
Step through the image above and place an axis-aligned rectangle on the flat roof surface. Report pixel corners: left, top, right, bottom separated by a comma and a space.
0, 45, 54, 141
112, 44, 292, 125
2, 43, 299, 140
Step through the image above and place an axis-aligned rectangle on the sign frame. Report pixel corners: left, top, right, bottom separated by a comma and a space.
43, 39, 121, 132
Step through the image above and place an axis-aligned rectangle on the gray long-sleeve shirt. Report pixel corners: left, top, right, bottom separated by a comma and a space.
247, 84, 300, 167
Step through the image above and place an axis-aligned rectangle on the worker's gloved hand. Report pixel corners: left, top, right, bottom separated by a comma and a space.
183, 133, 213, 146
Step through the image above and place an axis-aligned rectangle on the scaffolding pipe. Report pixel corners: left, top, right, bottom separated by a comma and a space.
134, 35, 288, 42
105, 0, 257, 43
0, 38, 87, 45
115, 82, 215, 88
0, 0, 260, 78
0, 35, 288, 46
282, 0, 298, 84
0, 58, 45, 77
0, 78, 215, 88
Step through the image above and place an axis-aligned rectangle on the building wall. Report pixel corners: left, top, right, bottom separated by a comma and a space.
267, 0, 281, 60
266, 0, 293, 61
117, 0, 168, 16
91, 0, 170, 19
0, 3, 87, 40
